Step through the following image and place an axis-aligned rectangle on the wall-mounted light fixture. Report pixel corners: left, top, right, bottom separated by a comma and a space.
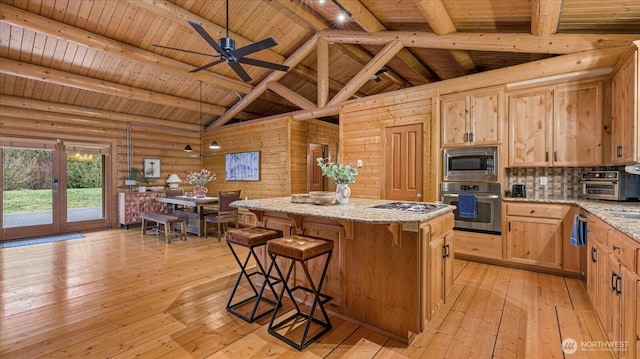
184, 145, 193, 152
209, 141, 220, 150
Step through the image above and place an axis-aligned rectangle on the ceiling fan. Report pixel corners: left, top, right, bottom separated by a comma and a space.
152, 0, 289, 82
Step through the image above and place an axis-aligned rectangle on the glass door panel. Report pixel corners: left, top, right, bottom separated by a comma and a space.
65, 151, 105, 223
1, 138, 59, 240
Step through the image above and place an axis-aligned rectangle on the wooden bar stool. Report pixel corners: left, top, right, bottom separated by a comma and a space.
267, 234, 333, 351
224, 227, 283, 322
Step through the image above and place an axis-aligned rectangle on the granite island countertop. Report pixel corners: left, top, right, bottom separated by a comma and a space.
231, 197, 456, 224
503, 197, 640, 242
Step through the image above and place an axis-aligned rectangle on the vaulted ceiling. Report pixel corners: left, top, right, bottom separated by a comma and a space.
1, 0, 639, 131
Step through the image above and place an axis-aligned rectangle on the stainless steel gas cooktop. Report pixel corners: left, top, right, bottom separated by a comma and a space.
369, 202, 446, 213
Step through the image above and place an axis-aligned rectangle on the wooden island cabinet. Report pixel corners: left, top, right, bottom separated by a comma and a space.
232, 197, 456, 344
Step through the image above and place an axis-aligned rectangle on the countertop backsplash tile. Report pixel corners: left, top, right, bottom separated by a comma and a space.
505, 166, 620, 200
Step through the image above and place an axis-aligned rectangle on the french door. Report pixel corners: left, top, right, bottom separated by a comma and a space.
1, 137, 111, 241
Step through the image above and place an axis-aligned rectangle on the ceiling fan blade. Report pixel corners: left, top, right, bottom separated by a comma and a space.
239, 57, 290, 72
187, 20, 227, 56
233, 37, 278, 58
228, 61, 252, 82
152, 44, 220, 58
189, 58, 226, 73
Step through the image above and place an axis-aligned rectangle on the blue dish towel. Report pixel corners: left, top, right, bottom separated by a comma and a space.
458, 194, 477, 219
570, 214, 588, 246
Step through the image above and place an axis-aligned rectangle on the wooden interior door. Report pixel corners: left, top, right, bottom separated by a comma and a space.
308, 143, 327, 192
385, 124, 423, 200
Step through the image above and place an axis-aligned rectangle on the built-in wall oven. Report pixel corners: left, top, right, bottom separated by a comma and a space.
441, 182, 502, 234
443, 146, 498, 181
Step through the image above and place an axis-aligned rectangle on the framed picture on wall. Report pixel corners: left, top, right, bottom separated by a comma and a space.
225, 151, 260, 181
143, 158, 161, 178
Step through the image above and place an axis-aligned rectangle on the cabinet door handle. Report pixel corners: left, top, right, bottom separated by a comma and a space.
615, 274, 622, 295
545, 151, 549, 162
463, 132, 469, 142
468, 132, 474, 142
617, 145, 623, 158
611, 271, 618, 292
612, 245, 621, 251
554, 151, 558, 162
590, 247, 597, 263
442, 244, 447, 258
446, 244, 451, 258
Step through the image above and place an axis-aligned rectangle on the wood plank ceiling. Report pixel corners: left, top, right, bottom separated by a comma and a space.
1, 0, 639, 130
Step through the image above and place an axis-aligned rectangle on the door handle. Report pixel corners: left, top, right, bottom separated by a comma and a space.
416, 193, 422, 199
590, 247, 597, 263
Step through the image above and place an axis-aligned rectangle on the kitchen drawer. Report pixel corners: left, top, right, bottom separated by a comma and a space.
506, 203, 564, 219
428, 212, 455, 241
608, 228, 638, 272
587, 215, 609, 245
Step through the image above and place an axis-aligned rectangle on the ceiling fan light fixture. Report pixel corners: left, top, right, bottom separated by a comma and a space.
209, 141, 220, 150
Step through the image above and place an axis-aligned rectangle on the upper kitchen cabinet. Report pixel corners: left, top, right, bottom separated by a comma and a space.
441, 87, 504, 147
611, 41, 640, 165
508, 80, 604, 167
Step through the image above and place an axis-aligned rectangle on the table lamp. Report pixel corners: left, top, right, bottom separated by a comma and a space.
166, 174, 182, 189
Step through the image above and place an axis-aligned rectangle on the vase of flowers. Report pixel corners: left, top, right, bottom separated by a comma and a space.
186, 169, 216, 198
316, 158, 358, 204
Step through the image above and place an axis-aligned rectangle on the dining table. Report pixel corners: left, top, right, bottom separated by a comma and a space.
156, 196, 219, 237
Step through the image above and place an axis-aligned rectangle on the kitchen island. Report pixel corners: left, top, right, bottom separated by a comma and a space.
231, 197, 456, 344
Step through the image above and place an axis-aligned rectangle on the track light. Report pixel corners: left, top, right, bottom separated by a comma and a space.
209, 141, 220, 150
184, 145, 193, 152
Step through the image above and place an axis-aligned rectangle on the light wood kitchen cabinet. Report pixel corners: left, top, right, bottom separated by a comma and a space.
237, 208, 257, 227
506, 215, 562, 269
611, 41, 640, 165
507, 80, 604, 167
505, 203, 581, 272
441, 87, 503, 147
426, 214, 455, 319
301, 218, 344, 307
587, 214, 639, 359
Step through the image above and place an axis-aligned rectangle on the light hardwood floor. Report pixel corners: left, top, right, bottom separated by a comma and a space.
0, 229, 613, 358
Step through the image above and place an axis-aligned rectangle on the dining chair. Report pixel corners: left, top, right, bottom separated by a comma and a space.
203, 190, 241, 241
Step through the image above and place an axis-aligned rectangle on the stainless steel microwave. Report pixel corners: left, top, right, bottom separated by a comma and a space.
443, 146, 498, 181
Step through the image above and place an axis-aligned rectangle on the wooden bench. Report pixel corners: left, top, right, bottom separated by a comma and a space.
141, 212, 187, 244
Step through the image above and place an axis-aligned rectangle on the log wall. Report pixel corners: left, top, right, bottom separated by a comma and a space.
202, 117, 339, 199
340, 89, 437, 200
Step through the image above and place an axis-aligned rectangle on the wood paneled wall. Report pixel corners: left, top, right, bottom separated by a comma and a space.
0, 98, 200, 227
340, 89, 437, 200
202, 117, 339, 199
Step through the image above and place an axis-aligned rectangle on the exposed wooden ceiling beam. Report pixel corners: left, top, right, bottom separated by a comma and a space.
317, 38, 330, 108
275, 0, 408, 89
413, 0, 477, 75
0, 58, 259, 119
319, 30, 637, 53
207, 34, 320, 130
328, 41, 404, 105
273, 46, 625, 122
531, 0, 563, 36
340, 0, 435, 85
0, 3, 251, 94
266, 81, 316, 110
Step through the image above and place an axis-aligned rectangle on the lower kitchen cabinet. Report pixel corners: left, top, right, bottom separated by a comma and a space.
587, 214, 639, 359
425, 214, 455, 319
506, 215, 562, 269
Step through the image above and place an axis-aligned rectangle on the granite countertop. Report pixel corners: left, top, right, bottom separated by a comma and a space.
231, 197, 455, 224
503, 197, 640, 242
